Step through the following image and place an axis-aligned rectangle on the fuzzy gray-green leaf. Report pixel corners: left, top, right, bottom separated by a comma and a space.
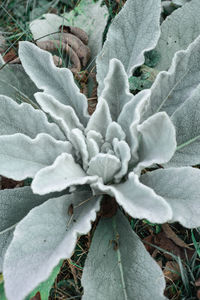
4, 191, 101, 300
19, 41, 89, 126
0, 133, 72, 180
96, 0, 161, 94
32, 153, 98, 195
82, 210, 166, 300
0, 187, 55, 271
156, 0, 200, 70
144, 35, 200, 118
141, 167, 200, 228
0, 95, 64, 139
92, 172, 172, 223
100, 59, 133, 120
168, 85, 200, 166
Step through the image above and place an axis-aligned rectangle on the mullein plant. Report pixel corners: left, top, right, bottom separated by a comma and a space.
1, 0, 200, 299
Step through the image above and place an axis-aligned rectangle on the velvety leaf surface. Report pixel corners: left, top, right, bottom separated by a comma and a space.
19, 42, 89, 126
82, 210, 166, 300
86, 98, 112, 137
134, 112, 176, 174
26, 260, 63, 300
106, 122, 126, 143
32, 153, 98, 195
141, 167, 200, 228
69, 128, 89, 170
112, 139, 131, 181
0, 95, 64, 139
0, 231, 13, 274
35, 92, 84, 139
88, 153, 121, 184
0, 133, 72, 180
0, 187, 54, 271
96, 0, 161, 94
0, 64, 38, 104
4, 191, 101, 300
100, 59, 133, 120
156, 0, 200, 71
144, 35, 200, 118
172, 0, 190, 5
92, 172, 172, 223
118, 90, 150, 161
169, 85, 200, 166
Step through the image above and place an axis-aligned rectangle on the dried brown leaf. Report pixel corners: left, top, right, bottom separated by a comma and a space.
36, 40, 81, 72
162, 223, 190, 249
163, 261, 180, 283
59, 33, 90, 67
3, 49, 18, 63
59, 25, 89, 45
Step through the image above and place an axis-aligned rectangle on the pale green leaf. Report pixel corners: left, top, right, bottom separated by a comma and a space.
0, 133, 72, 180
144, 35, 200, 118
19, 41, 89, 126
92, 172, 172, 223
0, 64, 38, 104
0, 187, 56, 271
169, 85, 200, 166
32, 153, 98, 195
4, 191, 101, 300
88, 153, 121, 184
100, 59, 133, 120
118, 89, 150, 162
96, 0, 161, 94
35, 92, 84, 139
156, 0, 199, 70
0, 95, 64, 140
82, 210, 166, 300
26, 260, 63, 300
86, 98, 112, 137
134, 112, 176, 174
141, 167, 200, 228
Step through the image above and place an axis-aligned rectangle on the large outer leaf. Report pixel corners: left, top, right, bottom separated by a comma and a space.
169, 85, 200, 166
4, 191, 102, 300
19, 42, 89, 126
82, 210, 166, 300
92, 172, 172, 223
144, 35, 200, 119
156, 0, 200, 71
141, 167, 200, 228
26, 260, 63, 300
0, 64, 38, 104
96, 0, 161, 94
0, 187, 54, 271
0, 95, 64, 139
0, 133, 72, 180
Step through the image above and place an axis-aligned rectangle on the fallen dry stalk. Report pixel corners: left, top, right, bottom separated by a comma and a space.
7, 25, 91, 74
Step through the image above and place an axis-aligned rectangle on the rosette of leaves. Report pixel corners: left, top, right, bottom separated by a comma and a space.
1, 0, 200, 299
